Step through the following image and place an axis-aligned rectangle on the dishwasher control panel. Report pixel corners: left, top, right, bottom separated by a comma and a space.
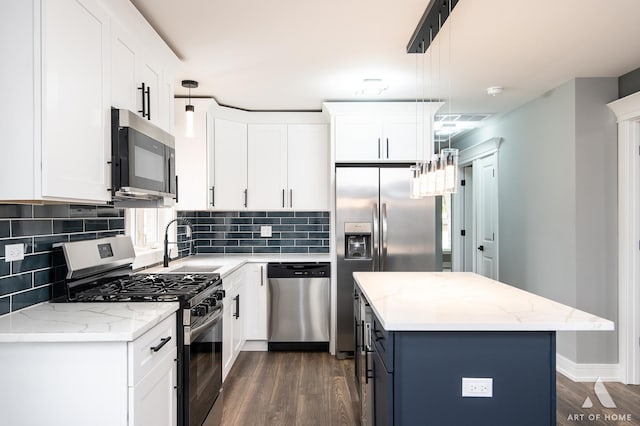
267, 262, 330, 278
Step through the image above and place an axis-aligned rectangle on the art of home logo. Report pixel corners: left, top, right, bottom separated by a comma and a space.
566, 378, 633, 423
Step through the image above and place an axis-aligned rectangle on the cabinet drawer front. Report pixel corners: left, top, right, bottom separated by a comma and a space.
128, 313, 177, 386
372, 315, 393, 372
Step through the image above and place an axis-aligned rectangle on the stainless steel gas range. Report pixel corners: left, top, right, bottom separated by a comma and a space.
56, 235, 223, 426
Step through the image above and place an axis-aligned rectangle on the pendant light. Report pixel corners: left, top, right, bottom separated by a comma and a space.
407, 0, 458, 199
181, 80, 198, 138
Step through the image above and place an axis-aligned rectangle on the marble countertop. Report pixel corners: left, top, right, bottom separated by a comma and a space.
353, 272, 615, 332
145, 253, 331, 279
0, 302, 179, 343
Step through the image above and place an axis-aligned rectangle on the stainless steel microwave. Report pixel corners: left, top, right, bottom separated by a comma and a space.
110, 108, 177, 205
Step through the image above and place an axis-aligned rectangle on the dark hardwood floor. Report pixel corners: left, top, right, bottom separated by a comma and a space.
216, 351, 640, 426
556, 373, 640, 426
220, 351, 359, 426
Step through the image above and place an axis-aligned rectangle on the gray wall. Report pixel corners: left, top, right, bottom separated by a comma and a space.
454, 78, 618, 364
619, 67, 640, 98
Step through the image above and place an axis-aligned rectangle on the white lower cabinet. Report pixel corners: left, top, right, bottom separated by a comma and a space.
0, 312, 177, 426
129, 347, 178, 426
244, 263, 268, 341
128, 313, 178, 426
222, 267, 246, 381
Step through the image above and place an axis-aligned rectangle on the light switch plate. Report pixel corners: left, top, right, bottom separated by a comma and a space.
260, 225, 272, 238
462, 377, 493, 397
5, 243, 25, 262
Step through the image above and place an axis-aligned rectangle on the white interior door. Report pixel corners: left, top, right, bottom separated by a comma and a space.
474, 153, 498, 279
462, 166, 474, 272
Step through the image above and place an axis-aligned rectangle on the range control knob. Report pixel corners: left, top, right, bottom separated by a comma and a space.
204, 297, 217, 307
191, 305, 207, 317
215, 289, 226, 301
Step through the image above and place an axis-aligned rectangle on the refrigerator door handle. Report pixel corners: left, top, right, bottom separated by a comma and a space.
372, 203, 379, 271
381, 203, 388, 271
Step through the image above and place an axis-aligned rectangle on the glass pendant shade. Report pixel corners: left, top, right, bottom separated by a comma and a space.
434, 155, 445, 194
185, 104, 195, 138
442, 148, 459, 193
410, 164, 422, 199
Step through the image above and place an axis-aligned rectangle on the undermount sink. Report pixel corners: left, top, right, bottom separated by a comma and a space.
165, 265, 222, 273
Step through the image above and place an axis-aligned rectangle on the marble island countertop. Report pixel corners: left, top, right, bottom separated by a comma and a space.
354, 272, 615, 332
0, 302, 179, 343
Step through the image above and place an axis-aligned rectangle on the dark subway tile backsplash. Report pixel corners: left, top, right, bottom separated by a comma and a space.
0, 203, 124, 315
177, 210, 330, 255
12, 220, 53, 237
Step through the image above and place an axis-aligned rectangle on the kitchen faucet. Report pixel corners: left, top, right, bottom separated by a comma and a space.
163, 218, 194, 267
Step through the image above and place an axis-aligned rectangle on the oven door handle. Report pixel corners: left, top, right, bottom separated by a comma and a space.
187, 309, 223, 344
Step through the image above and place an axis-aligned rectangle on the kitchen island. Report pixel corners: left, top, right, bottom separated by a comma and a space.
353, 272, 614, 426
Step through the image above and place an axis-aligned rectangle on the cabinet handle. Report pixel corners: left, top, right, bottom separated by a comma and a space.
174, 175, 179, 203
244, 189, 248, 208
210, 186, 215, 207
150, 336, 171, 352
289, 189, 293, 208
282, 189, 285, 208
146, 85, 151, 120
386, 138, 389, 159
377, 137, 381, 159
234, 295, 240, 319
138, 82, 147, 118
260, 265, 264, 286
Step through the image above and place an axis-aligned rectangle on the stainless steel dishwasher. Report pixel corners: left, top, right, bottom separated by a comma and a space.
267, 262, 330, 351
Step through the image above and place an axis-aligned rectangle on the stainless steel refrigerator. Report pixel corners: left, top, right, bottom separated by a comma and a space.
336, 166, 441, 357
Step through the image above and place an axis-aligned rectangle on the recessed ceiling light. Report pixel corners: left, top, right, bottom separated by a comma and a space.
486, 86, 503, 96
356, 79, 388, 96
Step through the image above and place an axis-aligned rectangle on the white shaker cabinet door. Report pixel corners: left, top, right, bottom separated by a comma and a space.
41, 0, 111, 202
287, 124, 329, 210
335, 116, 381, 162
383, 116, 421, 161
247, 124, 287, 209
129, 348, 178, 426
212, 118, 248, 210
244, 263, 268, 341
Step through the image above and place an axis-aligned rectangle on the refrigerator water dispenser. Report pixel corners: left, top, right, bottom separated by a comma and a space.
345, 222, 372, 259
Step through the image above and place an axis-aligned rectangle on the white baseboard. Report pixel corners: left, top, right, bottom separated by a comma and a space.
242, 340, 267, 351
556, 354, 621, 382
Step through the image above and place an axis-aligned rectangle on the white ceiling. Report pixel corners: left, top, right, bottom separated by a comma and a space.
130, 0, 640, 114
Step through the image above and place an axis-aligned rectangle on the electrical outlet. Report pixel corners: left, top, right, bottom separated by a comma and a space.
260, 225, 272, 238
462, 377, 493, 397
5, 243, 25, 262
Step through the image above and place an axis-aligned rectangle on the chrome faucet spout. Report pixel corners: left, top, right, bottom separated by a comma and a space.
163, 218, 193, 267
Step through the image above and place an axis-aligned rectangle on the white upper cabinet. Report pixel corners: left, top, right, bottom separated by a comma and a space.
287, 124, 330, 210
0, 0, 111, 203
0, 0, 177, 204
41, 0, 111, 202
334, 116, 382, 161
108, 1, 177, 134
174, 99, 212, 210
326, 102, 443, 163
211, 118, 248, 210
247, 124, 288, 209
246, 123, 330, 210
203, 103, 330, 211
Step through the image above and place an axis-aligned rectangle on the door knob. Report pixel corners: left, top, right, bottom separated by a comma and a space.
477, 245, 484, 251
